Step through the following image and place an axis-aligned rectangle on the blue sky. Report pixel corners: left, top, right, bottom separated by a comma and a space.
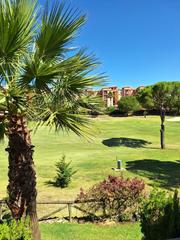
38, 0, 180, 87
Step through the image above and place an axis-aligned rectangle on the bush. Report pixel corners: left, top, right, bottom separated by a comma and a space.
0, 202, 11, 223
77, 176, 145, 221
0, 219, 32, 240
118, 96, 141, 115
140, 189, 180, 240
53, 155, 77, 188
105, 106, 116, 114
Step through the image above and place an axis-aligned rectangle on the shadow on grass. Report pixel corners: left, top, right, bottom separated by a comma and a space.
45, 180, 67, 188
45, 180, 58, 187
102, 138, 151, 148
126, 159, 180, 189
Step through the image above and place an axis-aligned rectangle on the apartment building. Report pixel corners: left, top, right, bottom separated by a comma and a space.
84, 85, 144, 107
121, 86, 136, 97
99, 86, 121, 107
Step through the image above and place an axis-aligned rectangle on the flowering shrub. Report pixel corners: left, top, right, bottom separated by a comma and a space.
77, 176, 145, 221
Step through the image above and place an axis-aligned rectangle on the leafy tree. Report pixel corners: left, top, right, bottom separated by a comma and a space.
136, 82, 180, 114
170, 83, 180, 114
136, 82, 180, 149
136, 87, 154, 110
0, 1, 104, 239
118, 96, 141, 115
152, 82, 172, 149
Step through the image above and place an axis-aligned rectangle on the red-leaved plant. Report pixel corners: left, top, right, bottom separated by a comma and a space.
77, 176, 145, 221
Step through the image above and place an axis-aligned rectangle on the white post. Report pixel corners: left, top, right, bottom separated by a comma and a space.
107, 98, 110, 107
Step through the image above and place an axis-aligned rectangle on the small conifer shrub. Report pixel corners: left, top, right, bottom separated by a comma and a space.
54, 155, 77, 188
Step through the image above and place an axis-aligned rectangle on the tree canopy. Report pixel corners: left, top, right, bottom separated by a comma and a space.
118, 96, 141, 114
136, 82, 180, 114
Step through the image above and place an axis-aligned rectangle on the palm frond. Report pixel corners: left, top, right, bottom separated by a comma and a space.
36, 0, 86, 60
0, 0, 38, 78
1, 83, 28, 115
0, 89, 7, 111
40, 110, 91, 137
19, 56, 58, 92
76, 94, 105, 113
28, 92, 94, 138
0, 0, 107, 141
0, 90, 7, 141
19, 50, 106, 93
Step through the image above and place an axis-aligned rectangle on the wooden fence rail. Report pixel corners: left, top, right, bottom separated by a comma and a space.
0, 199, 100, 222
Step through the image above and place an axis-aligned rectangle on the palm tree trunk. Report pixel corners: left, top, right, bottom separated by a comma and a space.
6, 115, 41, 240
160, 108, 165, 149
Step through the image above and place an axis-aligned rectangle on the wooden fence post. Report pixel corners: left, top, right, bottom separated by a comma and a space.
0, 203, 2, 220
68, 203, 72, 222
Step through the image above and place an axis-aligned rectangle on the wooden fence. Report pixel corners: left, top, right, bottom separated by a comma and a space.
0, 199, 99, 222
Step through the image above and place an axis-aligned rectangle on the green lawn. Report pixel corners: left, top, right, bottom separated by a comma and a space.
40, 222, 142, 240
0, 116, 180, 201
0, 116, 179, 239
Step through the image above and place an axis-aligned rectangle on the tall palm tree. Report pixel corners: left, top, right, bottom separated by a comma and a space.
0, 1, 104, 239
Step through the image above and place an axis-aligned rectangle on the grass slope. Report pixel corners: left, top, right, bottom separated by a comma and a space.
40, 222, 142, 240
0, 116, 180, 202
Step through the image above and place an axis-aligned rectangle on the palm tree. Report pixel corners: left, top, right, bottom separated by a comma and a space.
0, 1, 104, 239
